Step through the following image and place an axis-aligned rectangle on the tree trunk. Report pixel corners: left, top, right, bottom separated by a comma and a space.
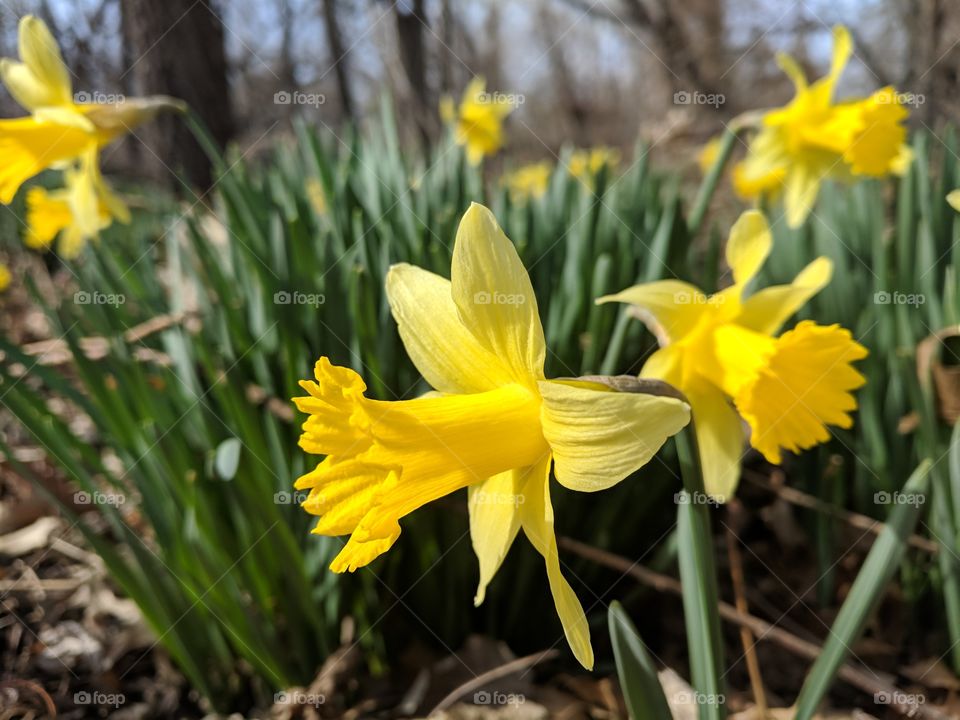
396, 0, 431, 145
120, 0, 233, 190
321, 0, 356, 122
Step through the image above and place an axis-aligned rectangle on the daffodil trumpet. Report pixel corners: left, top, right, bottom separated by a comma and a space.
293, 202, 692, 669
599, 209, 868, 501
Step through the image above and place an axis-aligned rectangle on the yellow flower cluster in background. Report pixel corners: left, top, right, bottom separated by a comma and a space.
0, 15, 182, 257
733, 26, 911, 227
568, 146, 620, 187
600, 210, 867, 500
441, 77, 515, 165
502, 161, 552, 201
293, 203, 690, 669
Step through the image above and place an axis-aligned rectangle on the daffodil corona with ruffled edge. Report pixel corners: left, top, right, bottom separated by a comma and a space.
0, 15, 184, 205
733, 26, 911, 228
293, 203, 691, 668
599, 210, 867, 500
440, 78, 514, 165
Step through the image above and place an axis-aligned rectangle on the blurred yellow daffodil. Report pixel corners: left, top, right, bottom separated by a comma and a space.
733, 26, 910, 228
599, 210, 867, 500
502, 161, 552, 201
0, 15, 183, 204
293, 203, 691, 668
0, 263, 10, 292
25, 150, 129, 259
440, 77, 514, 165
568, 147, 620, 187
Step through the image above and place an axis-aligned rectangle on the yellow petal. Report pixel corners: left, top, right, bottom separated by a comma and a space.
640, 344, 682, 383
726, 210, 772, 289
538, 379, 689, 492
33, 106, 95, 132
65, 158, 101, 240
827, 26, 853, 90
0, 117, 93, 203
949, 189, 960, 213
385, 263, 514, 394
81, 96, 186, 142
783, 163, 821, 229
733, 321, 868, 464
891, 145, 914, 176
294, 358, 548, 572
596, 280, 709, 343
686, 376, 745, 502
450, 203, 545, 384
519, 455, 593, 669
732, 127, 788, 201
736, 257, 833, 335
0, 16, 72, 110
25, 186, 71, 249
776, 52, 808, 93
469, 468, 526, 605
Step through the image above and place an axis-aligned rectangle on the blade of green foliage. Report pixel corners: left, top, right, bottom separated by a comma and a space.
793, 460, 932, 720
609, 601, 673, 720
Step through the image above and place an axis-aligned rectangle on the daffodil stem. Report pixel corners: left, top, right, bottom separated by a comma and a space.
675, 425, 727, 720
687, 127, 738, 239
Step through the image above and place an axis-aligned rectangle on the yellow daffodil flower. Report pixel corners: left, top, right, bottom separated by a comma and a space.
440, 77, 514, 165
0, 263, 10, 291
598, 210, 867, 500
734, 26, 910, 228
293, 203, 691, 668
568, 147, 620, 187
502, 161, 552, 201
0, 15, 183, 203
25, 150, 129, 258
